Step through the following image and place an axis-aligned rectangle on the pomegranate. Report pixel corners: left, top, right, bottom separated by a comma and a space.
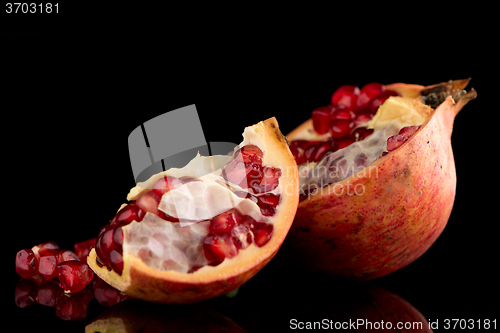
283, 79, 476, 280
87, 117, 299, 303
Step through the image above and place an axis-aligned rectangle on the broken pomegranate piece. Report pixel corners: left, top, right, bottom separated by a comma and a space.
87, 117, 299, 304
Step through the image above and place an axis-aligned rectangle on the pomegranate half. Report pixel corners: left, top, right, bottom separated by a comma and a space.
88, 117, 299, 303
282, 79, 476, 280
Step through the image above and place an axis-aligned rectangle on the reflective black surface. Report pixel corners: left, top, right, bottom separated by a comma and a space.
6, 17, 497, 332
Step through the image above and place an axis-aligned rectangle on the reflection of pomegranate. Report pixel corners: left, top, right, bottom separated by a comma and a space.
283, 79, 476, 280
88, 117, 299, 303
86, 300, 247, 332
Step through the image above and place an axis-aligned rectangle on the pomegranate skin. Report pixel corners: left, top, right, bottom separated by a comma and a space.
283, 79, 476, 280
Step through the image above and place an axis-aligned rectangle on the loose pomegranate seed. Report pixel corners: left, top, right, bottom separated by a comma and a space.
331, 85, 360, 109
15, 249, 39, 278
329, 119, 354, 139
36, 279, 62, 307
357, 82, 385, 110
74, 238, 97, 260
203, 232, 239, 263
210, 209, 239, 233
55, 288, 93, 321
38, 248, 64, 280
57, 261, 94, 294
110, 203, 145, 225
252, 222, 274, 247
312, 105, 334, 134
369, 90, 400, 113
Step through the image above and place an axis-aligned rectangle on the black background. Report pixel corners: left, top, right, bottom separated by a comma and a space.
4, 4, 498, 332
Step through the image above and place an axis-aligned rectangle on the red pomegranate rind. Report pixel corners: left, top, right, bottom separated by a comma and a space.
284, 79, 476, 280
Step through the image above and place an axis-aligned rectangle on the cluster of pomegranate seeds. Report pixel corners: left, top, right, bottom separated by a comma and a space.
15, 239, 128, 320
94, 144, 280, 275
291, 82, 400, 164
386, 125, 421, 153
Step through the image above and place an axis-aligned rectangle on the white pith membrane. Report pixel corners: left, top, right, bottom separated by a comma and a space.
297, 96, 432, 195
120, 126, 282, 274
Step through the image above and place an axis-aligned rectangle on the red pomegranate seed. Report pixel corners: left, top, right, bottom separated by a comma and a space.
61, 250, 80, 262
55, 288, 93, 321
253, 222, 274, 247
93, 276, 129, 307
336, 135, 356, 150
329, 106, 355, 120
256, 193, 280, 207
312, 105, 333, 134
289, 143, 305, 165
210, 209, 239, 233
314, 141, 334, 162
331, 85, 360, 109
369, 90, 400, 113
36, 279, 62, 307
57, 261, 94, 294
304, 144, 317, 163
38, 249, 64, 280
252, 167, 281, 193
357, 82, 385, 110
14, 277, 40, 308
203, 232, 238, 263
16, 249, 39, 278
113, 226, 124, 249
237, 145, 263, 164
151, 176, 183, 197
135, 191, 162, 217
110, 203, 145, 225
259, 205, 276, 217
74, 238, 97, 260
353, 109, 374, 127
222, 159, 250, 188
352, 127, 374, 141
100, 227, 116, 258
230, 224, 253, 250
387, 135, 407, 152
329, 119, 354, 139
398, 125, 420, 137
109, 250, 124, 275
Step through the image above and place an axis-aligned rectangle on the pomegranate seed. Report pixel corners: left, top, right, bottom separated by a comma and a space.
252, 167, 281, 193
329, 119, 354, 139
100, 227, 116, 258
222, 159, 250, 188
304, 144, 317, 163
151, 176, 183, 197
398, 125, 420, 137
57, 261, 94, 294
61, 250, 80, 262
230, 224, 253, 249
55, 288, 93, 321
353, 109, 374, 127
357, 82, 385, 110
312, 105, 333, 134
135, 191, 162, 217
336, 136, 355, 150
37, 241, 60, 251
314, 141, 334, 162
387, 135, 407, 152
259, 204, 276, 217
253, 222, 274, 247
110, 203, 145, 225
369, 90, 399, 113
16, 249, 39, 278
93, 276, 129, 307
14, 277, 40, 308
210, 209, 239, 233
38, 248, 64, 280
74, 238, 97, 260
236, 145, 263, 164
352, 127, 374, 141
109, 250, 124, 275
256, 193, 281, 207
329, 106, 355, 121
331, 85, 360, 109
36, 279, 62, 307
289, 143, 305, 165
203, 232, 238, 263
113, 226, 124, 249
